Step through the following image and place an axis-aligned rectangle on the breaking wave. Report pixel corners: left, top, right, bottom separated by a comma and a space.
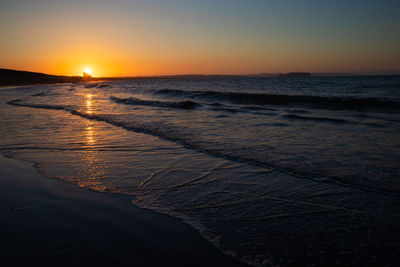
155, 89, 400, 112
110, 96, 198, 109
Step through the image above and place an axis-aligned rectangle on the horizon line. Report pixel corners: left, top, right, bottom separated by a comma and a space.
1, 68, 400, 78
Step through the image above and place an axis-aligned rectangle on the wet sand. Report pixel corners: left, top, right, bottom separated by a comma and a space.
0, 155, 245, 266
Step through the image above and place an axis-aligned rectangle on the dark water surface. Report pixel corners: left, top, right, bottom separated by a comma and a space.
1, 76, 400, 266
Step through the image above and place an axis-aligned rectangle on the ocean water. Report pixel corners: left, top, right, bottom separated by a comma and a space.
1, 76, 400, 266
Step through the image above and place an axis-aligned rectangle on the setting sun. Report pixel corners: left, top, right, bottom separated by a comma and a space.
84, 68, 92, 75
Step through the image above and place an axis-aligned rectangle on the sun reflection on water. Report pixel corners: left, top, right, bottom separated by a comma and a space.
86, 93, 93, 114
86, 125, 95, 145
77, 120, 107, 191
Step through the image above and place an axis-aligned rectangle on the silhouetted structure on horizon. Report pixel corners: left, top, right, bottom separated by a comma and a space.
83, 72, 92, 79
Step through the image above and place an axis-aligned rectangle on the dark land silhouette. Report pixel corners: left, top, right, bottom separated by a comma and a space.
277, 72, 312, 78
0, 69, 84, 86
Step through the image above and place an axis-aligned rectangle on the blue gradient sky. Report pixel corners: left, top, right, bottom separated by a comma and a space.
1, 0, 399, 76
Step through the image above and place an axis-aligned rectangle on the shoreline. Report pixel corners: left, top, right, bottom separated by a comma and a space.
0, 154, 245, 266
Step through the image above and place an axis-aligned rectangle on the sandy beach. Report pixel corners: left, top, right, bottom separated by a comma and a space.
0, 154, 245, 266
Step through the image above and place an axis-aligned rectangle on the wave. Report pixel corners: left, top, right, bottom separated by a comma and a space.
7, 98, 400, 195
7, 99, 67, 110
284, 114, 349, 124
31, 92, 46, 97
111, 96, 279, 115
97, 84, 111, 88
156, 89, 400, 112
110, 96, 198, 109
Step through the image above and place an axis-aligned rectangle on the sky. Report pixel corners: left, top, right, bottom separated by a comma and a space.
0, 0, 399, 77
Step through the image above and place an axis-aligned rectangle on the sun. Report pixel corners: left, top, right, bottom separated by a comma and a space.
84, 68, 92, 75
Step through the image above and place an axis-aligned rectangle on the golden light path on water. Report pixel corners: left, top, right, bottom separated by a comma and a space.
86, 93, 93, 114
76, 93, 106, 191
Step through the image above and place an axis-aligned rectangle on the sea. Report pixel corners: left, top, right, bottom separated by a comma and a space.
1, 76, 400, 266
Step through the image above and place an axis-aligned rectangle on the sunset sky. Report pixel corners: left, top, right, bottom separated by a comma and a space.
1, 0, 399, 77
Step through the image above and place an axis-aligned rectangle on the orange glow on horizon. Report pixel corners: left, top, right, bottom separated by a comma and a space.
1, 31, 399, 77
